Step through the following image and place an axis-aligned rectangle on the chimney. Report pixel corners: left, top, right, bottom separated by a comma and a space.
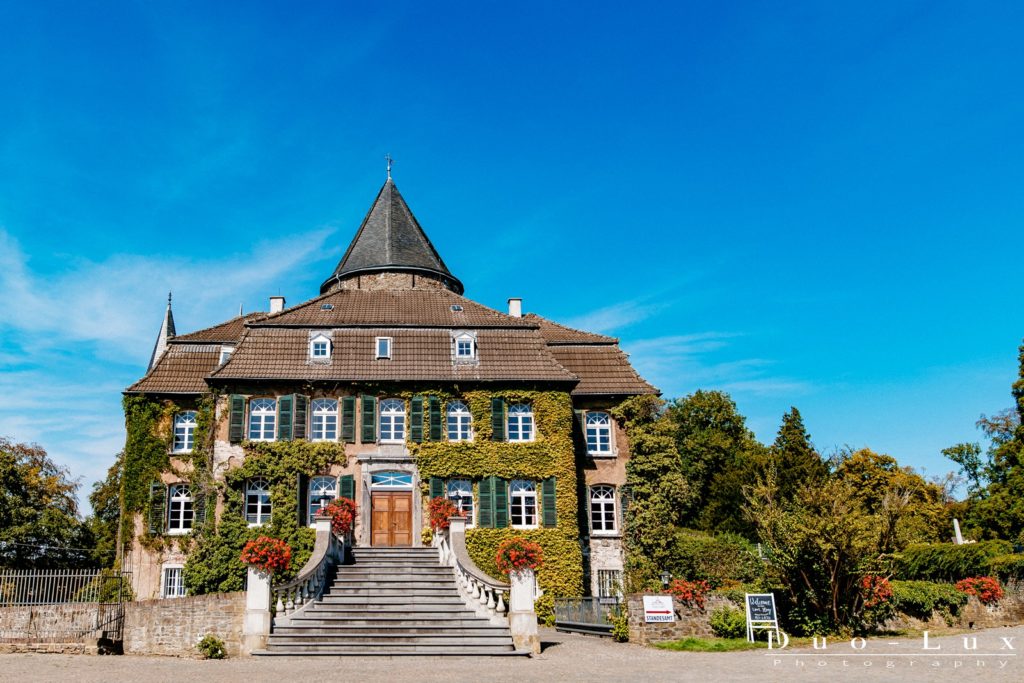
269, 296, 286, 314
507, 297, 522, 318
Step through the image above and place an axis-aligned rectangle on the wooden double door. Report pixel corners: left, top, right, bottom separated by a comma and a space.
371, 492, 413, 547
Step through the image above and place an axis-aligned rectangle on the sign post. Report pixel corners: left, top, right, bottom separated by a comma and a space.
744, 593, 780, 643
642, 595, 676, 623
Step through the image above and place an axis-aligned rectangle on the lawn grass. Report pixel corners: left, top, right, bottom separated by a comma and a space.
654, 637, 768, 652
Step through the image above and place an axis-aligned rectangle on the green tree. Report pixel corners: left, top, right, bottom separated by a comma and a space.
0, 437, 95, 568
771, 407, 828, 501
86, 453, 123, 567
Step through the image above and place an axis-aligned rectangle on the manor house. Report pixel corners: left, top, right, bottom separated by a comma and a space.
124, 177, 657, 610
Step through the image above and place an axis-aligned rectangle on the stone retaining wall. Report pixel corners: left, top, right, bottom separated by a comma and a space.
123, 592, 246, 657
883, 583, 1024, 633
0, 603, 108, 654
626, 593, 733, 645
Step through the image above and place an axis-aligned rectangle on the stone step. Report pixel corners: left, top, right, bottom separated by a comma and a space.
267, 635, 514, 646
305, 607, 479, 618
339, 565, 451, 573
285, 616, 492, 627
327, 581, 456, 591
273, 624, 510, 636
254, 645, 524, 656
317, 598, 466, 609
321, 588, 460, 598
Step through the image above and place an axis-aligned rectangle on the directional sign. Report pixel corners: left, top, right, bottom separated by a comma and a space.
643, 595, 675, 623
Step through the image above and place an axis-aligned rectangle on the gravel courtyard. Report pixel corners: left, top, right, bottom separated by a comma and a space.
1, 626, 1021, 683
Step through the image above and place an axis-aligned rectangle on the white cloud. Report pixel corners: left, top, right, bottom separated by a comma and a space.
562, 299, 665, 334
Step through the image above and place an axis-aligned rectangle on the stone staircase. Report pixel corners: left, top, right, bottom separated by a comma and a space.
256, 547, 523, 656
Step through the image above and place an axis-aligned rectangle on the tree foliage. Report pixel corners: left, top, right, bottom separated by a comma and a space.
770, 407, 827, 502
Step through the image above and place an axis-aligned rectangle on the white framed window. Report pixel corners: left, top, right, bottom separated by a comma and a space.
248, 398, 277, 441
597, 569, 623, 602
172, 411, 197, 453
586, 412, 613, 456
446, 478, 474, 527
379, 398, 406, 443
309, 334, 331, 360
166, 484, 194, 535
454, 333, 475, 360
308, 475, 337, 524
507, 404, 535, 442
246, 477, 272, 526
375, 337, 392, 359
446, 401, 473, 442
370, 471, 414, 488
219, 345, 235, 365
510, 480, 538, 528
590, 485, 617, 535
161, 565, 186, 599
311, 398, 338, 441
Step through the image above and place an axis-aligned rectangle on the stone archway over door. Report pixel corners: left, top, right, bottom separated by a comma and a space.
371, 491, 413, 546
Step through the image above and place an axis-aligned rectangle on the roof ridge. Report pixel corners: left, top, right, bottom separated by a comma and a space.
524, 313, 619, 344
172, 312, 267, 342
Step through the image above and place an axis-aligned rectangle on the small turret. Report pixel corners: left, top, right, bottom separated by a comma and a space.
147, 292, 176, 371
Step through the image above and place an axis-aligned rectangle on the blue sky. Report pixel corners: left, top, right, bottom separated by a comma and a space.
1, 1, 1022, 509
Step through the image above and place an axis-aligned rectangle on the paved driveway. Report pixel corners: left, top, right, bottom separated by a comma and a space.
1, 626, 1021, 682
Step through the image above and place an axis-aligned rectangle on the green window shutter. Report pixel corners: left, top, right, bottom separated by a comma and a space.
410, 395, 424, 443
297, 473, 309, 526
494, 477, 509, 529
193, 489, 207, 527
341, 396, 357, 443
429, 477, 444, 499
228, 395, 245, 443
574, 409, 586, 439
360, 395, 377, 443
478, 476, 494, 528
278, 395, 294, 441
490, 398, 505, 442
293, 395, 309, 440
542, 478, 557, 527
339, 474, 355, 501
428, 396, 442, 441
148, 481, 167, 535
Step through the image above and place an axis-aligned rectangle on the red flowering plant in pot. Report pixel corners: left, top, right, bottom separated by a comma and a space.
495, 537, 544, 576
323, 497, 357, 536
239, 536, 292, 575
956, 576, 1004, 605
665, 579, 710, 610
428, 496, 460, 531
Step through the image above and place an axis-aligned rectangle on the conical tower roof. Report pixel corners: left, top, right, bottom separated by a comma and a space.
320, 179, 463, 294
147, 293, 176, 371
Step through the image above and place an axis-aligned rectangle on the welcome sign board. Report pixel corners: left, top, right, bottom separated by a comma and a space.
745, 593, 780, 643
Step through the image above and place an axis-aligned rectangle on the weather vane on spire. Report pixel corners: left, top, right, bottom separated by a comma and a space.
385, 154, 393, 180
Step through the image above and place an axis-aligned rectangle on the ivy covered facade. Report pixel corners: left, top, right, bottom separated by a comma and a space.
121, 178, 658, 611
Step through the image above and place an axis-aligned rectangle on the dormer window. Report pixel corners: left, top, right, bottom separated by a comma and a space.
452, 331, 477, 361
310, 333, 331, 360
376, 337, 392, 359
219, 345, 235, 365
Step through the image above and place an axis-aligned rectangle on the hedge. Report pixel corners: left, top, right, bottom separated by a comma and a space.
890, 580, 968, 621
988, 554, 1024, 582
895, 540, 1013, 582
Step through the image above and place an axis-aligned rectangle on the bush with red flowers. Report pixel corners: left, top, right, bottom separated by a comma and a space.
495, 537, 544, 575
666, 579, 710, 610
323, 497, 357, 536
428, 496, 460, 530
956, 576, 1004, 605
860, 574, 893, 608
239, 536, 292, 574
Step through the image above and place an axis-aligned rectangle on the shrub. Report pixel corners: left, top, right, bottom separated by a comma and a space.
666, 579, 710, 609
239, 536, 292, 574
428, 496, 459, 531
494, 538, 544, 575
667, 530, 764, 587
196, 634, 226, 659
989, 554, 1024, 582
323, 497, 357, 536
610, 609, 630, 642
956, 576, 1004, 605
896, 540, 1012, 582
860, 575, 893, 608
709, 604, 747, 639
890, 580, 968, 620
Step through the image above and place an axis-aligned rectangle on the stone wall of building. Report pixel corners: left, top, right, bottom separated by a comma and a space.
626, 593, 733, 645
0, 603, 108, 654
123, 592, 246, 657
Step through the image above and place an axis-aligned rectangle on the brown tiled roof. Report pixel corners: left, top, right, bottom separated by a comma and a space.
173, 313, 268, 343
547, 345, 658, 396
524, 314, 617, 344
209, 327, 576, 383
127, 344, 222, 394
259, 289, 531, 329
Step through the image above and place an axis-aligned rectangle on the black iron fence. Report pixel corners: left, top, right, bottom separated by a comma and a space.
553, 597, 622, 637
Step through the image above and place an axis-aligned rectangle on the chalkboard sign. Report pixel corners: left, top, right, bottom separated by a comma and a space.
744, 593, 780, 643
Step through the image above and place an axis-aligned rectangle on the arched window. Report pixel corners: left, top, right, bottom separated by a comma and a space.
446, 478, 474, 527
507, 404, 535, 442
311, 399, 338, 441
446, 401, 473, 442
248, 398, 277, 441
590, 485, 617, 534
308, 476, 337, 523
172, 411, 197, 453
510, 480, 538, 528
586, 412, 613, 455
167, 484, 194, 534
379, 398, 406, 443
246, 478, 271, 526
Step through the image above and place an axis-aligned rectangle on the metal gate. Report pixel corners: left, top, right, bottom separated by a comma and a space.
0, 569, 132, 643
553, 597, 623, 637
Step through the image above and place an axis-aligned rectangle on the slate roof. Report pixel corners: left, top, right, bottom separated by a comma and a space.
128, 344, 222, 394
260, 288, 531, 328
208, 327, 575, 383
320, 179, 463, 295
173, 313, 268, 343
